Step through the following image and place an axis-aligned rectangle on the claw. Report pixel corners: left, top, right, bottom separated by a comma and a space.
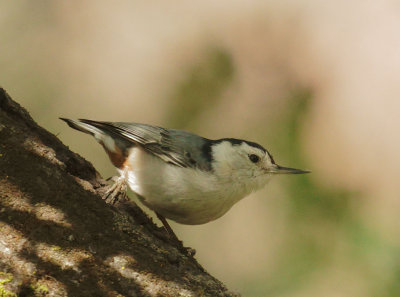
102, 175, 128, 205
155, 212, 196, 256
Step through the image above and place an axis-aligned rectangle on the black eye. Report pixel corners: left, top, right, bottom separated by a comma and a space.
248, 154, 260, 163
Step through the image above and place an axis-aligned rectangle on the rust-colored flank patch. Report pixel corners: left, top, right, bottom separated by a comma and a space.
101, 142, 126, 169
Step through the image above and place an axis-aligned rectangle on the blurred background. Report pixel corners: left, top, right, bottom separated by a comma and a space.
1, 1, 400, 296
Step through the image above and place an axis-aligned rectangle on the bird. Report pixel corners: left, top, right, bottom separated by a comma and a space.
60, 118, 309, 240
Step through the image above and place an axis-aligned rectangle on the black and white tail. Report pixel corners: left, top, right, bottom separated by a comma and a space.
59, 118, 104, 137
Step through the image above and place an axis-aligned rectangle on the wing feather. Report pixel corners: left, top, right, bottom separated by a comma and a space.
79, 119, 212, 171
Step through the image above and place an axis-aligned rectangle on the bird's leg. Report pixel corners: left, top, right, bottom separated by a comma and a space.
156, 212, 180, 242
103, 169, 128, 205
155, 212, 196, 256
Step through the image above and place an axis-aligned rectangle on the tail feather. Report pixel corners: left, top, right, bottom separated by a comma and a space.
59, 118, 103, 136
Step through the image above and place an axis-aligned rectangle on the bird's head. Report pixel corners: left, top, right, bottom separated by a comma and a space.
211, 138, 309, 192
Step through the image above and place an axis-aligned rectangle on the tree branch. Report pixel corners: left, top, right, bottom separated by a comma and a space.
0, 88, 240, 297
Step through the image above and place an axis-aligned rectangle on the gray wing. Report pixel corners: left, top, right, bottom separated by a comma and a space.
79, 119, 213, 171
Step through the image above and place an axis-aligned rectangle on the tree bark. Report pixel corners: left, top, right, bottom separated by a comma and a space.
0, 88, 240, 297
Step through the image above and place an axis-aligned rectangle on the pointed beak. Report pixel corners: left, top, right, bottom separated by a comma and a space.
269, 165, 311, 174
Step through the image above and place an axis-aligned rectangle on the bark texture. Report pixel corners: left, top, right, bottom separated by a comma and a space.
0, 88, 240, 297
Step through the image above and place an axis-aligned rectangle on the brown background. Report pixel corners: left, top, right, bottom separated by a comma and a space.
1, 1, 399, 296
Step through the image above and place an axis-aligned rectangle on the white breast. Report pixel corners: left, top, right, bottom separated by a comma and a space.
118, 147, 253, 225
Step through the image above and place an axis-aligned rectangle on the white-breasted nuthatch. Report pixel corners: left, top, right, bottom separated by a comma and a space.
61, 118, 309, 238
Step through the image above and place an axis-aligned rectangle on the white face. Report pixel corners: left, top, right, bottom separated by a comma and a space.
211, 140, 276, 188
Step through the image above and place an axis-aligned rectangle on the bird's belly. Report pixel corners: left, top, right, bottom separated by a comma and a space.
121, 149, 247, 224
141, 189, 237, 225
128, 172, 242, 225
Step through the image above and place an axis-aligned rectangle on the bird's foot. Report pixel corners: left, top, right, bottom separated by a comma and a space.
155, 212, 196, 257
102, 176, 128, 205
